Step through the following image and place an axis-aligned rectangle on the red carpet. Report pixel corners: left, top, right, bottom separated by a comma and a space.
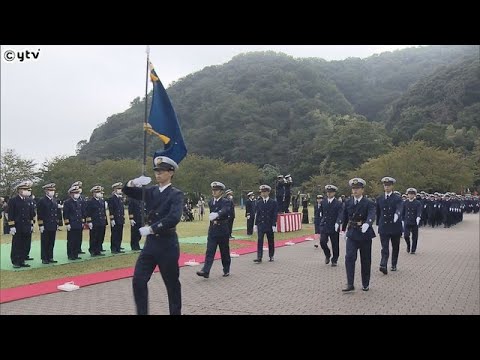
0, 235, 313, 304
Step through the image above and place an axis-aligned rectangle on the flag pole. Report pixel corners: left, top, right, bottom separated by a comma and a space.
141, 45, 150, 226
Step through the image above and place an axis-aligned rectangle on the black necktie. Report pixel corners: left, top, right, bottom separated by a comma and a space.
355, 199, 358, 205
264, 200, 267, 204
213, 199, 216, 205
386, 195, 390, 200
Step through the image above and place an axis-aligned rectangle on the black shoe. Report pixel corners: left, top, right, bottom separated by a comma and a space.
362, 286, 369, 291
78, 251, 86, 254
406, 247, 410, 253
253, 258, 262, 263
342, 285, 355, 292
314, 244, 319, 248
117, 250, 125, 253
12, 264, 21, 269
49, 259, 58, 263
391, 266, 397, 271
410, 251, 416, 254
325, 257, 330, 265
269, 257, 274, 262
331, 262, 337, 267
96, 253, 105, 256
120, 247, 125, 250
20, 263, 31, 267
101, 249, 106, 252
379, 266, 388, 275
25, 257, 34, 261
196, 271, 209, 278
42, 260, 50, 264
223, 273, 230, 277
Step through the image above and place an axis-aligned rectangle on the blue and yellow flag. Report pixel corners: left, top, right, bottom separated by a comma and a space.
145, 61, 187, 165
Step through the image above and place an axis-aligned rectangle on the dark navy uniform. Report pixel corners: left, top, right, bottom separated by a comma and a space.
128, 197, 143, 250
341, 178, 376, 291
376, 193, 403, 271
124, 180, 183, 315
319, 195, 343, 265
37, 193, 59, 262
200, 196, 232, 276
275, 176, 285, 213
402, 195, 422, 254
108, 189, 125, 253
8, 190, 35, 267
224, 190, 235, 239
63, 190, 84, 260
245, 193, 256, 236
283, 175, 293, 213
254, 185, 279, 262
85, 190, 107, 256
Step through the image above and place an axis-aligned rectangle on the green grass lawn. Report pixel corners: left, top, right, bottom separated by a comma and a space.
0, 207, 314, 289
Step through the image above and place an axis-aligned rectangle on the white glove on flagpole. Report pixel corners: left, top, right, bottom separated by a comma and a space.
88, 223, 93, 230
361, 223, 369, 233
39, 226, 44, 233
9, 227, 16, 235
111, 220, 116, 227
416, 217, 421, 226
66, 225, 71, 231
139, 226, 153, 236
253, 225, 258, 233
272, 226, 277, 232
130, 219, 136, 227
334, 223, 339, 232
131, 176, 152, 187
393, 214, 399, 223
209, 212, 219, 221
246, 215, 250, 220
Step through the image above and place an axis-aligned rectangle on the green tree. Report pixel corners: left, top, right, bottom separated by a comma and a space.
353, 141, 474, 196
0, 149, 38, 196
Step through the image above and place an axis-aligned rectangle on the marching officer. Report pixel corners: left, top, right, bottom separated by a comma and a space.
123, 156, 184, 315
128, 196, 143, 251
108, 182, 125, 253
85, 186, 107, 257
318, 185, 343, 266
8, 180, 35, 268
341, 178, 376, 292
63, 185, 84, 260
197, 181, 232, 278
37, 183, 59, 264
245, 191, 256, 236
402, 188, 423, 254
253, 185, 279, 263
376, 177, 403, 274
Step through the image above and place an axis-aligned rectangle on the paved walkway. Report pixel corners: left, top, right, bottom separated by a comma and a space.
1, 214, 478, 315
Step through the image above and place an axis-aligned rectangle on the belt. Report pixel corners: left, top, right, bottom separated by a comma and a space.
347, 220, 362, 229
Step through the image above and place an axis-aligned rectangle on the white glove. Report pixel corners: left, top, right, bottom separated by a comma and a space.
57, 204, 63, 209
39, 226, 44, 233
31, 226, 34, 232
393, 214, 399, 223
9, 227, 16, 235
111, 220, 116, 227
130, 219, 136, 227
334, 223, 339, 232
361, 223, 369, 233
88, 222, 93, 230
416, 217, 421, 226
139, 226, 153, 236
131, 176, 152, 187
246, 215, 250, 220
254, 225, 258, 233
209, 212, 219, 221
66, 224, 71, 231
272, 226, 277, 232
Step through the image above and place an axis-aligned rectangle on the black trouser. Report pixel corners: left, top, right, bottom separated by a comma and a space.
111, 224, 124, 252
89, 226, 106, 255
284, 196, 291, 213
131, 224, 141, 250
11, 231, 30, 265
345, 237, 372, 288
320, 232, 340, 263
132, 246, 181, 315
228, 218, 234, 238
202, 234, 231, 274
380, 234, 401, 268
404, 224, 419, 253
67, 229, 82, 259
257, 229, 275, 259
246, 216, 255, 235
24, 231, 32, 260
41, 230, 56, 261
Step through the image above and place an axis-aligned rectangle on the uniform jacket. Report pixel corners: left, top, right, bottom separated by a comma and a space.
255, 198, 279, 231
402, 199, 422, 226
108, 195, 125, 225
376, 194, 403, 235
319, 197, 343, 235
128, 197, 143, 224
342, 197, 376, 241
86, 198, 107, 227
37, 195, 59, 231
63, 198, 85, 230
245, 199, 256, 218
7, 195, 36, 232
208, 197, 232, 237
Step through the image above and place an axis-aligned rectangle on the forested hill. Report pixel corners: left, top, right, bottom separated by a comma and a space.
77, 45, 478, 181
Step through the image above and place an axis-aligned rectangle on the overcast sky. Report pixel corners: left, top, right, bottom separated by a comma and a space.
1, 45, 417, 165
